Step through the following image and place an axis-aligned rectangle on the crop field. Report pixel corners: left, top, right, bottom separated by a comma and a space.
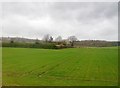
2, 47, 118, 86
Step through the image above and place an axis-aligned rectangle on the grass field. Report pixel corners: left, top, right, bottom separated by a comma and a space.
2, 47, 118, 86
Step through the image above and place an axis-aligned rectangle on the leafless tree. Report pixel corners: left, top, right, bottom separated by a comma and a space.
55, 36, 62, 42
68, 36, 77, 46
68, 36, 77, 42
43, 34, 50, 42
49, 36, 53, 42
43, 34, 53, 42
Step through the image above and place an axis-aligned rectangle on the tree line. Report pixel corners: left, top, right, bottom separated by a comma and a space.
2, 34, 78, 49
42, 34, 78, 42
2, 34, 119, 49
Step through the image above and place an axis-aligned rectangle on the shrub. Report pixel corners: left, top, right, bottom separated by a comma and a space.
2, 42, 57, 49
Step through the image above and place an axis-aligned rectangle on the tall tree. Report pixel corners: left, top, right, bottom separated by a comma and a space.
68, 36, 77, 46
55, 36, 62, 42
43, 34, 53, 42
49, 36, 53, 42
42, 34, 50, 42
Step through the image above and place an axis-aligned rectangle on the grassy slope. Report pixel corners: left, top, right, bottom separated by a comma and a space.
2, 47, 118, 86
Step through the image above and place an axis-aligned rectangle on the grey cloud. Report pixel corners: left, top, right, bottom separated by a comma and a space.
2, 2, 118, 41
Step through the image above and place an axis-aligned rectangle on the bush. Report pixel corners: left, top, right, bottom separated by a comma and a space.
2, 42, 57, 49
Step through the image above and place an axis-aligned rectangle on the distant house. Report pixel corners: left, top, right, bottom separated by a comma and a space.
65, 40, 71, 45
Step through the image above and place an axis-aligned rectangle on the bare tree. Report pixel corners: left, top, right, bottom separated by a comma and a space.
55, 36, 62, 42
68, 36, 77, 46
68, 36, 77, 42
42, 34, 53, 42
42, 34, 50, 42
49, 36, 53, 42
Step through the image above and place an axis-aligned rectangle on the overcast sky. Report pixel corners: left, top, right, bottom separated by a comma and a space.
2, 2, 118, 41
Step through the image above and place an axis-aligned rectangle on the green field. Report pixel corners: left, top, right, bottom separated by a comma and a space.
2, 47, 118, 86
